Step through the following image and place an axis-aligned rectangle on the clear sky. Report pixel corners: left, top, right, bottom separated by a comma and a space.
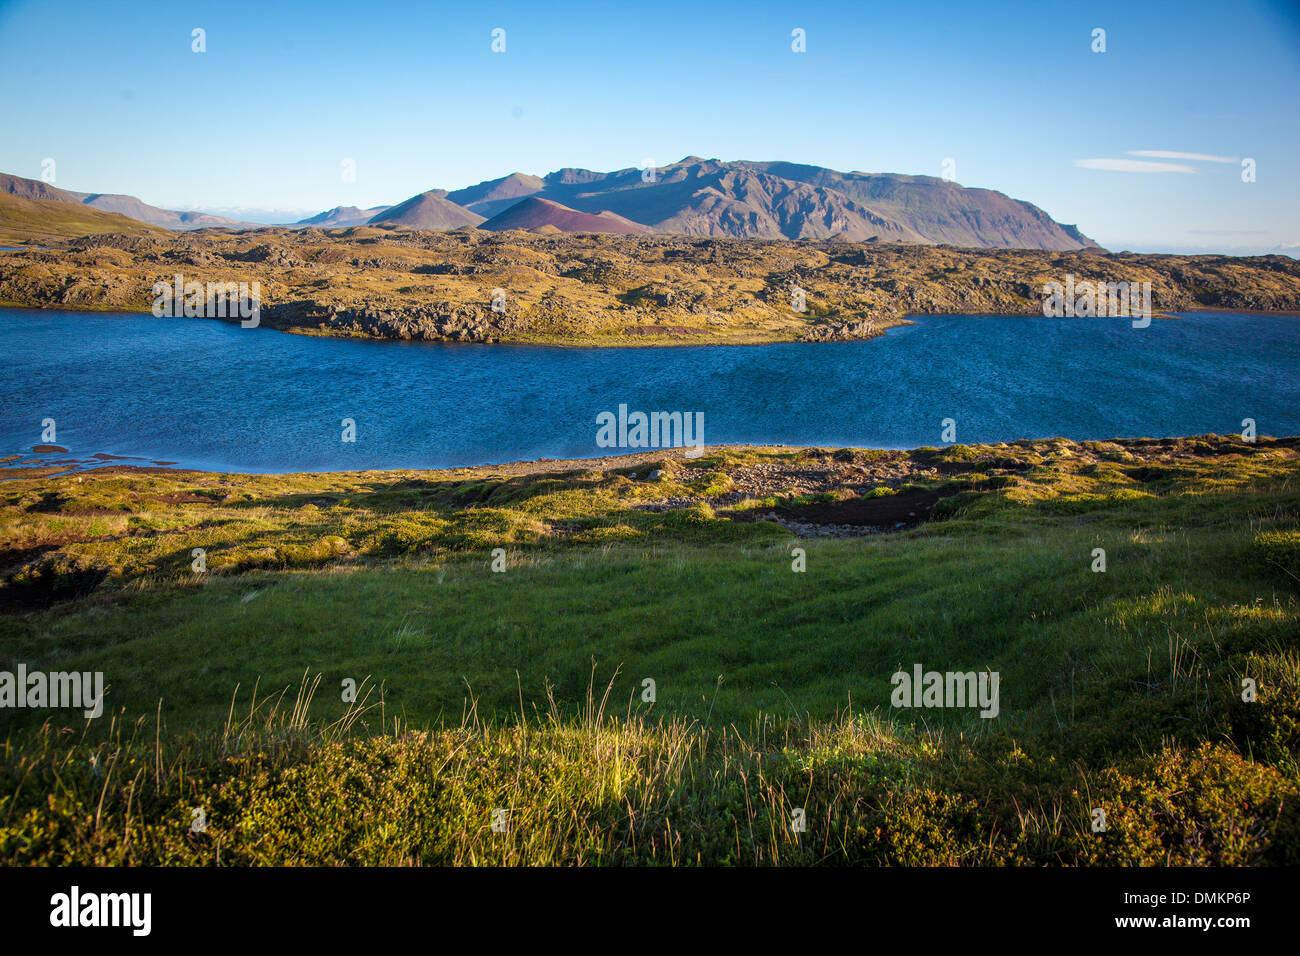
1, 0, 1297, 253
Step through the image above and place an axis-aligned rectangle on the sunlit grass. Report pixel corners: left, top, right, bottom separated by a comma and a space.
1, 435, 1297, 864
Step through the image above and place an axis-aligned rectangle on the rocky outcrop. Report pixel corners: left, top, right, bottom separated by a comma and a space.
3, 229, 1298, 347
257, 301, 511, 343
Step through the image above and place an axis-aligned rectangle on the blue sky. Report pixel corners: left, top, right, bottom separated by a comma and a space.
1, 0, 1297, 253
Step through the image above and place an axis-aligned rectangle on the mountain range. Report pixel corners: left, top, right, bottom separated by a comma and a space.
435, 157, 1099, 249
0, 157, 1099, 250
0, 173, 253, 230
295, 204, 392, 228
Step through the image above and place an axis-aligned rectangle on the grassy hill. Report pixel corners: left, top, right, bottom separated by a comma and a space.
1, 435, 1296, 864
0, 172, 250, 232
0, 192, 167, 245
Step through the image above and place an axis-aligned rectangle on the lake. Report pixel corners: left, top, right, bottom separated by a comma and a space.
1, 307, 1297, 473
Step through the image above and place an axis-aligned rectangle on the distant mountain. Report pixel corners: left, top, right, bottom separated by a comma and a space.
480, 197, 651, 235
0, 174, 79, 204
736, 161, 1097, 249
2, 158, 1099, 250
444, 157, 1098, 250
0, 173, 254, 230
446, 173, 547, 219
200, 207, 320, 225
295, 205, 392, 228
77, 194, 250, 229
0, 191, 168, 244
366, 190, 485, 230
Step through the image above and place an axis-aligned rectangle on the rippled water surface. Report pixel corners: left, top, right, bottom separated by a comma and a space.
1, 308, 1296, 472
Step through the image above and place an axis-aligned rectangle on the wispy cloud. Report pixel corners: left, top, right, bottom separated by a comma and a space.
1129, 150, 1239, 163
1074, 158, 1196, 174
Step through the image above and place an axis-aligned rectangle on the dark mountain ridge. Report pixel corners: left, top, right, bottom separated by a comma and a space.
433, 157, 1098, 250
2, 158, 1099, 250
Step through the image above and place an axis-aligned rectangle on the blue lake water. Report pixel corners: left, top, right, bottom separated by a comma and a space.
0, 307, 1296, 473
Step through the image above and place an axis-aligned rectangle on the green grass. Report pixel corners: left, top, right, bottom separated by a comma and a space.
0, 192, 167, 246
1, 436, 1297, 864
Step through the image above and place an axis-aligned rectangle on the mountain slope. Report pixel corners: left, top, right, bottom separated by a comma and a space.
0, 173, 88, 204
480, 197, 651, 235
0, 173, 253, 230
739, 161, 1097, 250
2, 159, 1100, 249
448, 157, 1097, 250
0, 192, 169, 244
536, 159, 919, 242
295, 205, 392, 228
367, 190, 485, 229
78, 194, 248, 229
447, 173, 546, 218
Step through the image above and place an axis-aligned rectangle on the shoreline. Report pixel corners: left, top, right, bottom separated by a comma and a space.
4, 230, 1298, 347
3, 301, 1299, 351
4, 434, 1297, 482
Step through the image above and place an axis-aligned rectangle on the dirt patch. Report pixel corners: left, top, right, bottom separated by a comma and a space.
932, 456, 1031, 476
154, 492, 216, 505
732, 484, 969, 532
1124, 465, 1182, 483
